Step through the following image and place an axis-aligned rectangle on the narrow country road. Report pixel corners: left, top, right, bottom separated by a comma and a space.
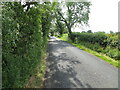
44, 36, 118, 88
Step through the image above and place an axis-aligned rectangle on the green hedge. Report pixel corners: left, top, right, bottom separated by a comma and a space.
2, 2, 53, 88
70, 32, 120, 60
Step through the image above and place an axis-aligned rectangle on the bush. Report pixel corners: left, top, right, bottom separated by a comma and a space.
2, 2, 53, 88
70, 32, 119, 60
71, 32, 108, 47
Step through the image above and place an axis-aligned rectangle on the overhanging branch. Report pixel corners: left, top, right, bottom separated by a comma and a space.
57, 11, 68, 28
22, 2, 37, 12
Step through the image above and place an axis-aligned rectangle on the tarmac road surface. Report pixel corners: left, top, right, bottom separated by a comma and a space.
44, 36, 118, 88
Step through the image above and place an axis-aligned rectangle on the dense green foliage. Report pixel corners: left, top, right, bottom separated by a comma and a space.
70, 32, 120, 60
2, 2, 54, 88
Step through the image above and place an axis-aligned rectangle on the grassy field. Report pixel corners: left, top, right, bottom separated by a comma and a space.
58, 34, 119, 68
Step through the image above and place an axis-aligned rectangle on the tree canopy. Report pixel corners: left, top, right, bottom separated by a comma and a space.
55, 2, 91, 37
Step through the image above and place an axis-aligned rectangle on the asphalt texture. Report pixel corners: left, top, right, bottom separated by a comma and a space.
44, 36, 118, 88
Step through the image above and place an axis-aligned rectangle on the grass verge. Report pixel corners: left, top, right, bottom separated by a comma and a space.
24, 52, 47, 88
58, 34, 119, 68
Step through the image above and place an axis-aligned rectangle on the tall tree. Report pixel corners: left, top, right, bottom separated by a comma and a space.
56, 2, 91, 38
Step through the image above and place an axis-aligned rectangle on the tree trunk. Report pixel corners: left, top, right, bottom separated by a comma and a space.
67, 25, 72, 39
67, 25, 75, 42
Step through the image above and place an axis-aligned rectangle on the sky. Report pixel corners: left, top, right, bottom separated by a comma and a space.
72, 0, 119, 33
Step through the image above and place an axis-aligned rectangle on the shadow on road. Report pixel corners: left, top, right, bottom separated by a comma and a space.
44, 37, 92, 88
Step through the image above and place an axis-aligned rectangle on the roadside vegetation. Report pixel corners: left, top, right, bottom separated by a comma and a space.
2, 2, 55, 88
57, 33, 120, 68
2, 0, 119, 88
25, 52, 47, 88
2, 1, 91, 88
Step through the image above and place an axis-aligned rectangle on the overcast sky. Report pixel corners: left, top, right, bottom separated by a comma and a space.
72, 0, 119, 33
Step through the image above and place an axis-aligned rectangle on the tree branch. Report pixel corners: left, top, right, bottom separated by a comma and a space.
22, 2, 35, 8
57, 11, 68, 28
22, 2, 37, 12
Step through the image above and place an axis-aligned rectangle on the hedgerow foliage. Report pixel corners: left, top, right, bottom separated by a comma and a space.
2, 2, 54, 88
70, 32, 120, 60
